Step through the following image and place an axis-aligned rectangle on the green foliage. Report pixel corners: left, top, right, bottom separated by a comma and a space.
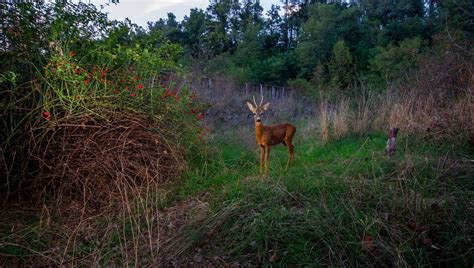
250, 56, 287, 85
0, 1, 110, 84
359, 0, 426, 43
366, 37, 422, 88
108, 0, 468, 91
296, 3, 360, 79
233, 24, 264, 67
79, 0, 468, 92
437, 0, 474, 38
286, 78, 315, 97
328, 40, 355, 90
0, 1, 205, 189
182, 8, 207, 57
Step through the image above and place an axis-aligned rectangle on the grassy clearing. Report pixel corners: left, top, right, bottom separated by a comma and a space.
162, 124, 473, 266
1, 121, 472, 266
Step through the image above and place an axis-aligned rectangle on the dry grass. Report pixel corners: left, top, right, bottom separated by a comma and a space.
308, 42, 474, 143
332, 99, 349, 139
314, 83, 472, 143
382, 42, 473, 140
0, 108, 194, 266
353, 92, 376, 135
383, 88, 473, 141
319, 101, 330, 143
9, 110, 183, 210
312, 44, 473, 143
185, 74, 308, 129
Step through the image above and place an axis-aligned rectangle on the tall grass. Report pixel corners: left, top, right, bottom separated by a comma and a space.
148, 134, 473, 266
309, 41, 473, 143
332, 99, 349, 139
319, 101, 330, 143
315, 86, 472, 143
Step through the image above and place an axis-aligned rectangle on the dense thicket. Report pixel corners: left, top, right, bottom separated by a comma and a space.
148, 0, 472, 90
0, 1, 204, 205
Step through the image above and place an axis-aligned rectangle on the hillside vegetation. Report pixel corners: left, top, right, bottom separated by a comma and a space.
0, 0, 472, 266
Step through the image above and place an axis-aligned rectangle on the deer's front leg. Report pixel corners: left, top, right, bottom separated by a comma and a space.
264, 145, 270, 175
259, 145, 264, 175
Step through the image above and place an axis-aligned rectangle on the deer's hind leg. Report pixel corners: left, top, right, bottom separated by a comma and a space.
285, 134, 295, 171
285, 142, 294, 170
259, 145, 264, 175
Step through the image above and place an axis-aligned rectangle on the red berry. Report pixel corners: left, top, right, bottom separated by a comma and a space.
42, 111, 50, 120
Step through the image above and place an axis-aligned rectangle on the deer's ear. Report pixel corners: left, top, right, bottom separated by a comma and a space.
246, 102, 256, 113
261, 102, 270, 111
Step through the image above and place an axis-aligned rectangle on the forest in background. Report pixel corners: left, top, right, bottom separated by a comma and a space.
143, 0, 472, 92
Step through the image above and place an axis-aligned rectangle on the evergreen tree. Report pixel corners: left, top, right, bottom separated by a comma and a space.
328, 40, 355, 90
182, 9, 207, 57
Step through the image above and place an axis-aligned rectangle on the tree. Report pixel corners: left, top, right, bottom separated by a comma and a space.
328, 40, 355, 90
263, 4, 283, 50
358, 0, 426, 44
367, 37, 421, 88
147, 12, 185, 45
296, 3, 359, 78
205, 0, 238, 54
281, 0, 304, 49
182, 8, 207, 57
240, 0, 264, 33
233, 23, 264, 70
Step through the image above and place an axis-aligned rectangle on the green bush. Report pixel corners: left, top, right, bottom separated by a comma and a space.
328, 40, 355, 90
0, 1, 207, 201
365, 37, 422, 89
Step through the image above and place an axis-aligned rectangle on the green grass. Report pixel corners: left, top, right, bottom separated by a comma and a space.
165, 131, 473, 266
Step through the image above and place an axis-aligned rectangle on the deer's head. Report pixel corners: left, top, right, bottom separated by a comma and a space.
246, 95, 270, 125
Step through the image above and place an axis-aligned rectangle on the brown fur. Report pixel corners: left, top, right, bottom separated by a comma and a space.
247, 97, 296, 175
255, 122, 296, 174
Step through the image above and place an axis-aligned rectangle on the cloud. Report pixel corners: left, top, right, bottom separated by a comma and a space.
83, 0, 276, 27
146, 0, 202, 14
87, 0, 207, 26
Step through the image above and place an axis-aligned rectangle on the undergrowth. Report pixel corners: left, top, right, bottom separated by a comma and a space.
0, 119, 472, 265
160, 130, 473, 266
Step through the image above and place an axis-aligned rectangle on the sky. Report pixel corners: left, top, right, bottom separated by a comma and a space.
85, 0, 279, 28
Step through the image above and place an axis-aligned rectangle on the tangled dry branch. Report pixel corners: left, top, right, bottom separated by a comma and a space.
4, 110, 184, 213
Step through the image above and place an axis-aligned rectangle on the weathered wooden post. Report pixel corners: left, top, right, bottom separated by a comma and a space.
386, 127, 399, 157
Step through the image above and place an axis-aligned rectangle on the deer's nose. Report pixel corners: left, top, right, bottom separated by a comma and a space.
256, 118, 261, 122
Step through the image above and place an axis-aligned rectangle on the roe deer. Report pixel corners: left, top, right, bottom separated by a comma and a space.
386, 127, 399, 158
246, 96, 296, 175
